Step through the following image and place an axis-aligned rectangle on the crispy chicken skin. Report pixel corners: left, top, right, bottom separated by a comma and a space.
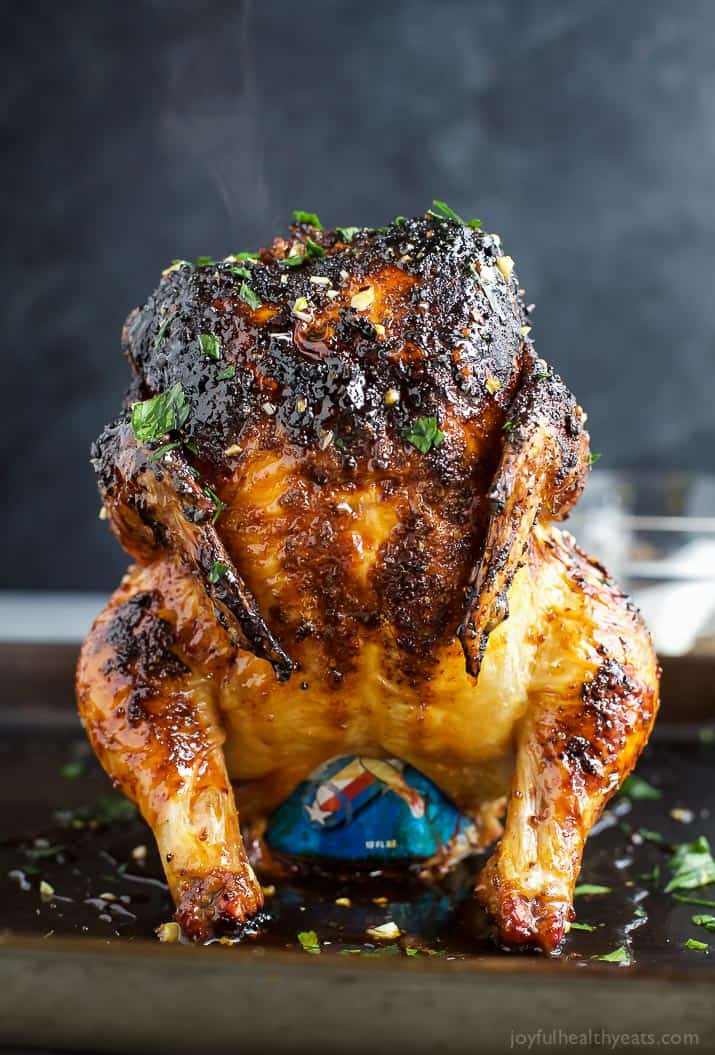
76, 213, 659, 951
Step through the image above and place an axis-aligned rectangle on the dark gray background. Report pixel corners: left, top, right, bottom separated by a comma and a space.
2, 0, 713, 591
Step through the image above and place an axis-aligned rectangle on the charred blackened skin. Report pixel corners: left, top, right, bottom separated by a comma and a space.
94, 216, 589, 680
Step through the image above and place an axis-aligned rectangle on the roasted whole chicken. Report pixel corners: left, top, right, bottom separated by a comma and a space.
77, 206, 659, 953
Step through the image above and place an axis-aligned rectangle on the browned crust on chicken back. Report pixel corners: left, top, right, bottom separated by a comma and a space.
92, 214, 589, 682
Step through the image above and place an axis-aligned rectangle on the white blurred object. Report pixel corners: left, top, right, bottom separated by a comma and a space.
569, 471, 715, 657
0, 592, 106, 642
630, 539, 715, 655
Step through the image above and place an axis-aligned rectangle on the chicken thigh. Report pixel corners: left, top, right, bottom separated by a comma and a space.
77, 208, 659, 952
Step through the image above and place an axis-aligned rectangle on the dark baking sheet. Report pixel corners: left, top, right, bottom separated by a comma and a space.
1, 644, 715, 1054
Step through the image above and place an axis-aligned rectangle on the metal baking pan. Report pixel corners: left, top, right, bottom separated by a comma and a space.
1, 643, 714, 1054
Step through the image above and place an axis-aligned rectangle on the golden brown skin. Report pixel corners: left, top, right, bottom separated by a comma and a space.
77, 214, 659, 951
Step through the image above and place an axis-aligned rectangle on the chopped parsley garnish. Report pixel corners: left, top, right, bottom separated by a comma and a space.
208, 561, 228, 584
195, 255, 216, 267
293, 210, 323, 230
24, 843, 66, 861
199, 333, 221, 361
638, 828, 664, 844
403, 416, 445, 454
574, 884, 612, 896
502, 419, 515, 431
591, 945, 632, 965
60, 762, 85, 780
685, 938, 709, 952
570, 921, 597, 932
280, 237, 326, 268
217, 365, 236, 381
230, 266, 252, 281
297, 930, 320, 954
336, 226, 360, 242
131, 383, 190, 443
639, 864, 661, 884
620, 774, 661, 800
148, 440, 182, 462
233, 251, 259, 260
281, 252, 308, 268
673, 893, 715, 909
588, 452, 602, 466
693, 914, 715, 932
238, 282, 262, 310
393, 215, 407, 225
305, 236, 325, 258
154, 315, 172, 351
428, 200, 482, 229
203, 486, 226, 525
665, 836, 715, 893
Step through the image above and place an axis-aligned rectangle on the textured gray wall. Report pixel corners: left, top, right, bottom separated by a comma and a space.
2, 0, 714, 590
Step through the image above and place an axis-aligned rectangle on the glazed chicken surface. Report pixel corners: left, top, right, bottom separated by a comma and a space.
77, 210, 659, 952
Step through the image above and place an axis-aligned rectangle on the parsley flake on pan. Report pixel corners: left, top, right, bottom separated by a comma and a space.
574, 884, 612, 896
665, 836, 715, 893
131, 383, 190, 443
297, 930, 321, 954
591, 945, 632, 965
619, 774, 661, 800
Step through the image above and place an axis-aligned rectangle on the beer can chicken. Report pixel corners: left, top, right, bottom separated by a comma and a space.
76, 204, 659, 952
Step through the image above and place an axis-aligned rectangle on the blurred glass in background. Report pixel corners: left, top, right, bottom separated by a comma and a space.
569, 472, 715, 656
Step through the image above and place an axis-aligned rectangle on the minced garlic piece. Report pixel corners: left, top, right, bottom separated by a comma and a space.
292, 296, 313, 322
496, 255, 514, 280
156, 921, 181, 943
39, 880, 55, 899
366, 921, 401, 941
384, 388, 400, 406
351, 287, 374, 311
485, 374, 501, 395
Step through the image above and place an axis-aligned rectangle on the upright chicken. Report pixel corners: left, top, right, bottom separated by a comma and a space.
77, 205, 659, 952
